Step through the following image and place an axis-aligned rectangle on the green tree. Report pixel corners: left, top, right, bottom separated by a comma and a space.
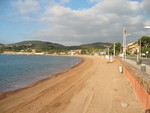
26, 49, 32, 52
109, 42, 121, 56
138, 36, 150, 57
115, 42, 122, 55
0, 48, 3, 53
81, 50, 87, 54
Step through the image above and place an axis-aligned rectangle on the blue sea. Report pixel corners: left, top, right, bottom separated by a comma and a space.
0, 55, 82, 92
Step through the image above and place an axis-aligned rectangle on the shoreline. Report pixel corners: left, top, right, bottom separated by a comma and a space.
0, 55, 143, 113
0, 55, 84, 99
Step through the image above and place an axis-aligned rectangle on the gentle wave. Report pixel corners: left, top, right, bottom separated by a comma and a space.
0, 55, 82, 92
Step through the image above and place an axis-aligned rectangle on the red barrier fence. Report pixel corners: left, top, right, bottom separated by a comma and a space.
115, 58, 150, 112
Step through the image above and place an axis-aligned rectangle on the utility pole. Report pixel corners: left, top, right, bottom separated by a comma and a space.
123, 28, 125, 60
123, 28, 131, 60
114, 42, 115, 57
140, 38, 142, 58
108, 47, 110, 57
123, 28, 126, 60
107, 46, 110, 61
125, 35, 126, 59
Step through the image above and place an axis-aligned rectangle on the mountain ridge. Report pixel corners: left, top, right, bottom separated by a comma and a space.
0, 40, 111, 50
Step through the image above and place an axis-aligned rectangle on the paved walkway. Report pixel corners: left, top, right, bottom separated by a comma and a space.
124, 59, 150, 75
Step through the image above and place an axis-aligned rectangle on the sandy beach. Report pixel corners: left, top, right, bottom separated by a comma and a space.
0, 55, 143, 113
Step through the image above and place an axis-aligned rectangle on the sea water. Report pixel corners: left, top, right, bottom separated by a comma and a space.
0, 55, 82, 92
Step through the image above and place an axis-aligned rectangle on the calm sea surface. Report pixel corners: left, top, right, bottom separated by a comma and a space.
0, 55, 82, 92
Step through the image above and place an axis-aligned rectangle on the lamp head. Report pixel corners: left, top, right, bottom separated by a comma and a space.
144, 26, 150, 29
126, 34, 131, 36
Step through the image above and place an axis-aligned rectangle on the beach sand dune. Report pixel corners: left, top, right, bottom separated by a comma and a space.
0, 56, 143, 113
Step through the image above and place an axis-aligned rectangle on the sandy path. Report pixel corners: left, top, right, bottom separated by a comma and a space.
0, 56, 143, 113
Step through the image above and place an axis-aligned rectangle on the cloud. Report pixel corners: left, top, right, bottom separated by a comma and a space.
88, 0, 102, 3
60, 0, 70, 4
91, 0, 141, 15
11, 0, 150, 45
140, 0, 150, 15
44, 5, 72, 16
13, 0, 40, 14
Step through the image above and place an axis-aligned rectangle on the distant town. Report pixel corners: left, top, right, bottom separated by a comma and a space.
0, 36, 149, 58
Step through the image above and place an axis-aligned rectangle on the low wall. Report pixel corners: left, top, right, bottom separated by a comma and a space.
115, 58, 150, 112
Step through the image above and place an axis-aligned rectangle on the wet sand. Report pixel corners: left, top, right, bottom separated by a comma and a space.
0, 55, 143, 113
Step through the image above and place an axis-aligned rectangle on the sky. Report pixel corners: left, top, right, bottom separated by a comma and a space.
0, 0, 150, 45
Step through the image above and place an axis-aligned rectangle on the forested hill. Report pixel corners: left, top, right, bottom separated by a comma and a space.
0, 43, 4, 47
14, 40, 66, 50
80, 42, 110, 49
0, 41, 66, 53
0, 40, 111, 52
14, 41, 64, 47
67, 42, 111, 50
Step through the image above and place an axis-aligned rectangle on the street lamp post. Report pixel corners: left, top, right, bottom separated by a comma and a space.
106, 46, 111, 61
144, 26, 150, 58
123, 28, 125, 60
136, 36, 142, 64
123, 28, 131, 60
140, 38, 142, 58
125, 34, 131, 59
108, 47, 110, 61
136, 45, 141, 64
137, 26, 150, 64
146, 51, 149, 58
114, 42, 115, 57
